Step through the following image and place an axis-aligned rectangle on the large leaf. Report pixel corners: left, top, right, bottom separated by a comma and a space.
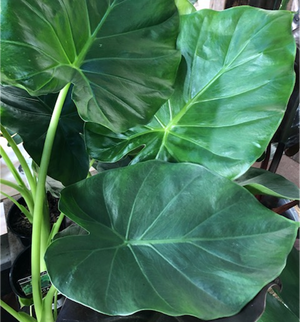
85, 7, 295, 178
257, 243, 299, 321
0, 0, 180, 132
235, 167, 300, 200
0, 85, 89, 186
275, 246, 299, 318
257, 293, 299, 322
45, 161, 298, 320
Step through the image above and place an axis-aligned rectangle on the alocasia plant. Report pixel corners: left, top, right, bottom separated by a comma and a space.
0, 1, 299, 322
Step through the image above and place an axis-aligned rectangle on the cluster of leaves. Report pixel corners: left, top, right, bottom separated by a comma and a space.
0, 0, 299, 321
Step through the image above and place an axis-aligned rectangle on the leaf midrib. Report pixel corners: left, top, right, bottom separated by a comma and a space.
72, 1, 116, 68
166, 13, 285, 131
128, 228, 291, 245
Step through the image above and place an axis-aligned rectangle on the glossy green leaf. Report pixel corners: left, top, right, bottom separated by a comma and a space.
257, 293, 299, 322
0, 85, 89, 186
154, 281, 282, 322
232, 248, 299, 322
85, 7, 295, 178
45, 161, 298, 320
275, 246, 299, 318
175, 0, 196, 15
0, 0, 180, 132
235, 167, 300, 200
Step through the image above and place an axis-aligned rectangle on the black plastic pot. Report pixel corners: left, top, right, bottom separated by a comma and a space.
56, 300, 153, 322
9, 246, 32, 299
7, 198, 32, 246
10, 246, 51, 300
7, 195, 66, 247
261, 196, 300, 221
1, 265, 12, 297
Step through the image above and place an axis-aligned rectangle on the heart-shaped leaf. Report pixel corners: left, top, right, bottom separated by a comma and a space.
45, 161, 298, 320
0, 0, 181, 132
235, 167, 300, 200
85, 7, 295, 178
0, 85, 89, 186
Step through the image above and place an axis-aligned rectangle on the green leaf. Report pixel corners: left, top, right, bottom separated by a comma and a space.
248, 248, 299, 322
161, 280, 282, 322
0, 0, 180, 132
175, 0, 196, 15
45, 161, 298, 320
0, 85, 89, 186
235, 167, 300, 200
257, 293, 299, 322
276, 247, 299, 318
85, 7, 295, 178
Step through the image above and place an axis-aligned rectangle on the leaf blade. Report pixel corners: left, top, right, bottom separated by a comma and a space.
85, 7, 296, 177
0, 85, 89, 185
46, 161, 299, 319
235, 167, 300, 200
1, 0, 181, 132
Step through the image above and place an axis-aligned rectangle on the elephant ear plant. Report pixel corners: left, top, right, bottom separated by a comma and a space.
0, 1, 299, 322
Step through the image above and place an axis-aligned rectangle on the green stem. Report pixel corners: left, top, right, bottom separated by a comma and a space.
0, 178, 34, 216
0, 125, 37, 196
0, 191, 33, 222
87, 158, 96, 177
47, 212, 65, 245
0, 178, 23, 191
41, 285, 57, 322
53, 291, 58, 321
279, 0, 289, 10
31, 83, 71, 322
89, 158, 95, 168
0, 299, 35, 322
0, 145, 27, 190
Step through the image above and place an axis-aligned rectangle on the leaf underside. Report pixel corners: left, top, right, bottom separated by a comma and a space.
45, 161, 298, 320
0, 85, 89, 186
235, 167, 300, 200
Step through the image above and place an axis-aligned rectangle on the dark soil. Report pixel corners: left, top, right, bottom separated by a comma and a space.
9, 193, 61, 238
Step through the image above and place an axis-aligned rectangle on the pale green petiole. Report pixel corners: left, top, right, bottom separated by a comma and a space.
31, 83, 71, 322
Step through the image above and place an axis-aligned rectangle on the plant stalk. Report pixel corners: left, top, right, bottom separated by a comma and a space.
47, 212, 65, 245
0, 125, 37, 196
0, 191, 33, 222
31, 83, 71, 322
0, 145, 27, 188
272, 200, 299, 214
0, 179, 34, 216
42, 284, 57, 322
279, 0, 290, 10
0, 299, 35, 322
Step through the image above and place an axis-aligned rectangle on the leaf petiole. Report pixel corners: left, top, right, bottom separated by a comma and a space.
31, 83, 71, 322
